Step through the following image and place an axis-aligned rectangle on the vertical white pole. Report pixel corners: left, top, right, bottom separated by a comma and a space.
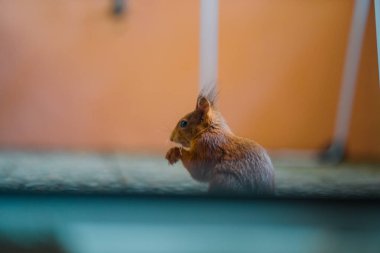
331, 0, 370, 151
199, 0, 219, 91
375, 0, 380, 83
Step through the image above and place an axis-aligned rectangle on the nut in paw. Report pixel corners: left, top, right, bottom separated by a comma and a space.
165, 147, 182, 165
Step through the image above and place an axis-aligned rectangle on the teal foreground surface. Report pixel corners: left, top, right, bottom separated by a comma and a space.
0, 194, 380, 253
0, 151, 379, 253
0, 151, 379, 197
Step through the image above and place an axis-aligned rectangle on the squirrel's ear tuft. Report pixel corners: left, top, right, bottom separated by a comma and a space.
197, 96, 210, 114
196, 84, 218, 112
198, 84, 218, 107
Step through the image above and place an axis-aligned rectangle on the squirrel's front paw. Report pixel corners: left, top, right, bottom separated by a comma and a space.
165, 147, 182, 165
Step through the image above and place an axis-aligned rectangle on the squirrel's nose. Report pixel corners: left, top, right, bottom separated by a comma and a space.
170, 132, 175, 142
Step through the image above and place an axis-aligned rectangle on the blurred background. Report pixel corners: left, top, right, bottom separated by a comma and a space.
0, 0, 378, 159
0, 0, 379, 194
0, 1, 380, 253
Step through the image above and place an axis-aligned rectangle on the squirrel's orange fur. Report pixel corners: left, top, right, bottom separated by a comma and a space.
165, 87, 275, 194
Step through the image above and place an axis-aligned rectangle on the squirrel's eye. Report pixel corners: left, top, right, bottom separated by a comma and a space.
179, 120, 188, 128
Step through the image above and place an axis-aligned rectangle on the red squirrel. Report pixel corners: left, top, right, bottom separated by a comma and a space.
165, 87, 275, 195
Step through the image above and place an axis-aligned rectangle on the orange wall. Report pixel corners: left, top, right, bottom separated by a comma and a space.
0, 0, 379, 160
218, 0, 380, 160
0, 0, 200, 151
219, 0, 352, 149
348, 4, 380, 161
